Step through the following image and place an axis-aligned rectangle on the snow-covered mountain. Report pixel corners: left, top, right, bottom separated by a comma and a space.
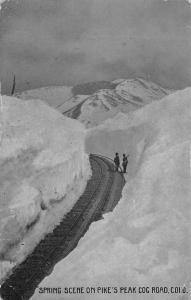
17, 78, 173, 127
65, 78, 172, 127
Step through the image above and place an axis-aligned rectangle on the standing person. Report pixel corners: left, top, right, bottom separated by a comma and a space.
122, 154, 127, 173
114, 153, 120, 172
122, 154, 128, 173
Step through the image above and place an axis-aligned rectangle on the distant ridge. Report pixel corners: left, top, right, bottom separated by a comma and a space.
17, 78, 173, 127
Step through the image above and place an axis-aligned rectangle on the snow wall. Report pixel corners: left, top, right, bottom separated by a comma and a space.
0, 96, 91, 282
32, 88, 191, 300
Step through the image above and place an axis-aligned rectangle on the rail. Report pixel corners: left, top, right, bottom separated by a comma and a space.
90, 153, 124, 173
0, 155, 117, 300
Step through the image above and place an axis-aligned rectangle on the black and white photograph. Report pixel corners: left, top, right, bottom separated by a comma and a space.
0, 0, 191, 299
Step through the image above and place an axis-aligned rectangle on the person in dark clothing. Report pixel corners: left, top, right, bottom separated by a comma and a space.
114, 152, 120, 171
122, 154, 128, 173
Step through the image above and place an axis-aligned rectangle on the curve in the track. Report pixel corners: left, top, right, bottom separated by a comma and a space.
0, 154, 125, 300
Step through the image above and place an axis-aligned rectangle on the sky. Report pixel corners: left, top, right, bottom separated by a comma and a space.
0, 0, 191, 94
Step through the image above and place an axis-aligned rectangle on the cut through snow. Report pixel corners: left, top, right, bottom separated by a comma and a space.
31, 87, 191, 300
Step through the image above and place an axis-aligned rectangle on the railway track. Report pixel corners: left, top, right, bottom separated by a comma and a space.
0, 154, 125, 300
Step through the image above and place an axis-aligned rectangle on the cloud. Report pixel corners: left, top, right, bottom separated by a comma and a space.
0, 0, 191, 93
164, 0, 191, 4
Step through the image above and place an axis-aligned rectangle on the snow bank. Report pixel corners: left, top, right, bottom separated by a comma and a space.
0, 96, 91, 282
32, 88, 191, 300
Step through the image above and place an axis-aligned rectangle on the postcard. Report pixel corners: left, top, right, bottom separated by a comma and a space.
0, 1, 190, 299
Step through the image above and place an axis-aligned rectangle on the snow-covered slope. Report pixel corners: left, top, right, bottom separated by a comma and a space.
31, 87, 191, 300
16, 85, 72, 108
17, 79, 172, 128
0, 96, 91, 282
